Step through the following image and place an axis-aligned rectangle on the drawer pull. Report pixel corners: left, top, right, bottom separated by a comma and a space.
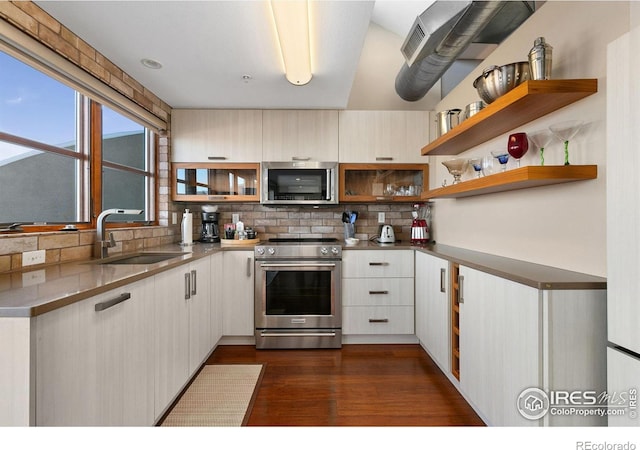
458, 275, 464, 304
191, 270, 197, 296
95, 293, 131, 312
207, 156, 227, 160
369, 290, 389, 295
368, 262, 389, 266
369, 318, 389, 323
185, 273, 191, 300
440, 268, 446, 293
375, 157, 393, 161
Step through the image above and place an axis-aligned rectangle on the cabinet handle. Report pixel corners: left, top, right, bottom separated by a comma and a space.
369, 262, 389, 266
247, 257, 252, 277
369, 290, 389, 295
369, 318, 389, 323
207, 156, 227, 160
190, 269, 197, 296
375, 157, 393, 161
458, 275, 464, 304
440, 268, 446, 293
185, 273, 191, 300
95, 293, 131, 312
291, 156, 311, 161
207, 195, 227, 200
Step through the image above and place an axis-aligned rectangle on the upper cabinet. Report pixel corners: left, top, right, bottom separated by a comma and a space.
262, 110, 339, 161
171, 109, 262, 162
339, 111, 430, 163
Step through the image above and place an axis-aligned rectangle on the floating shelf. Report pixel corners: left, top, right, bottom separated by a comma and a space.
422, 79, 598, 156
423, 165, 598, 199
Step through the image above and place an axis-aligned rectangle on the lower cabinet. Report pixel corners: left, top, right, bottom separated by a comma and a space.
221, 250, 255, 336
414, 251, 450, 372
607, 347, 640, 426
36, 278, 154, 426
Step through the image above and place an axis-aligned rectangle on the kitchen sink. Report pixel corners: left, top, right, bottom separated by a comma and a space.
90, 252, 188, 265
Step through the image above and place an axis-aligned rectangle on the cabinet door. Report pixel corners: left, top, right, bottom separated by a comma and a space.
342, 250, 414, 278
415, 252, 450, 372
154, 267, 190, 419
222, 250, 255, 336
607, 347, 640, 426
210, 252, 224, 346
188, 257, 212, 375
172, 163, 260, 202
171, 109, 262, 162
262, 110, 339, 161
36, 279, 153, 426
338, 111, 430, 163
458, 266, 540, 426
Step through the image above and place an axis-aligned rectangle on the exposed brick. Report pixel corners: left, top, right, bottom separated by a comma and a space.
133, 89, 154, 111
79, 52, 108, 82
108, 75, 135, 98
38, 25, 79, 62
123, 72, 144, 94
39, 233, 79, 250
14, 1, 60, 33
0, 3, 38, 36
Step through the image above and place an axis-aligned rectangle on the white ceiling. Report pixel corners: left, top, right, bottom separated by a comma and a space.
35, 0, 439, 110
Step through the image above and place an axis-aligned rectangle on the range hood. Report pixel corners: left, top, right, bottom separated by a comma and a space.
395, 1, 537, 102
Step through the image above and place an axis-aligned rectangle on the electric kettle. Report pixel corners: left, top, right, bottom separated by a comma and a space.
379, 225, 396, 243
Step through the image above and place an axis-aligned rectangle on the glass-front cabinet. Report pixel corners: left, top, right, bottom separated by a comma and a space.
172, 163, 260, 202
339, 163, 429, 202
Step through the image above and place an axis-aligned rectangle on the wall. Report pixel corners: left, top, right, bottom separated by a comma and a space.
0, 2, 181, 272
429, 1, 629, 277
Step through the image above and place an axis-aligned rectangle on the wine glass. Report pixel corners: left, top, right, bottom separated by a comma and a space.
481, 155, 496, 176
469, 157, 483, 178
507, 132, 529, 168
491, 150, 510, 172
549, 120, 584, 165
441, 158, 469, 185
528, 130, 553, 166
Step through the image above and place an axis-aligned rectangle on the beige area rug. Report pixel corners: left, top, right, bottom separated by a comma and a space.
160, 364, 264, 427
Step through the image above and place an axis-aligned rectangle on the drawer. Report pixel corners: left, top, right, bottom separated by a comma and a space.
342, 278, 414, 306
343, 306, 414, 335
342, 250, 414, 278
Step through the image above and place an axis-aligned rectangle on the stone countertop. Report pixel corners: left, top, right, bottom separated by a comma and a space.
0, 240, 606, 318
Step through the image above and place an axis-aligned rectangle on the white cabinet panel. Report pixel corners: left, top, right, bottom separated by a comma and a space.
607, 347, 640, 426
210, 252, 224, 346
171, 109, 262, 162
342, 250, 414, 278
222, 250, 255, 336
262, 110, 339, 161
36, 279, 154, 426
414, 252, 450, 372
338, 111, 430, 163
342, 278, 414, 306
187, 257, 212, 375
343, 306, 414, 335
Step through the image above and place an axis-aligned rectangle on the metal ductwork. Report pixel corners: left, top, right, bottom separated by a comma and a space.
395, 1, 536, 102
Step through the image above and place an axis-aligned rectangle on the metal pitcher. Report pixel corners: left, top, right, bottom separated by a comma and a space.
528, 36, 552, 80
436, 109, 462, 137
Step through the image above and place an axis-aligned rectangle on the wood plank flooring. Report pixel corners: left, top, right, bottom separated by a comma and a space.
205, 344, 484, 426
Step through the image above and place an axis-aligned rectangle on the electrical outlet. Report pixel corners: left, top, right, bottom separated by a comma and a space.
378, 212, 385, 224
23, 250, 45, 267
232, 213, 240, 224
172, 212, 178, 225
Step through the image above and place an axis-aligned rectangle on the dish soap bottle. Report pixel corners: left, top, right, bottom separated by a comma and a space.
181, 209, 193, 246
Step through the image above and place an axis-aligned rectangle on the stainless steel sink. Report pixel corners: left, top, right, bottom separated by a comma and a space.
90, 252, 188, 265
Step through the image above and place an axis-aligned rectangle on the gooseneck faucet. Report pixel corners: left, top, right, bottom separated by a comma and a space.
94, 209, 144, 258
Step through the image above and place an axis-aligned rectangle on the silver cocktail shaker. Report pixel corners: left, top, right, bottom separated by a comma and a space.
528, 36, 552, 80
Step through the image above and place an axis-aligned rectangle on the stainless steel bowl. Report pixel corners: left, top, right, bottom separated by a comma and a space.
473, 62, 530, 104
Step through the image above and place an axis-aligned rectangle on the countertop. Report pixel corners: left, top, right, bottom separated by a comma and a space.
0, 240, 606, 318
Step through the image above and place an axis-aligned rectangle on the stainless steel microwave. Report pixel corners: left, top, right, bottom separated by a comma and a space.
261, 161, 338, 205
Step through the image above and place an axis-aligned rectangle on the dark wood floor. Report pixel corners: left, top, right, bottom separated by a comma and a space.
205, 344, 484, 426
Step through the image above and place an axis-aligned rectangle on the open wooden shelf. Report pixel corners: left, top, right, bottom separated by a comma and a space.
421, 79, 598, 156
423, 165, 597, 200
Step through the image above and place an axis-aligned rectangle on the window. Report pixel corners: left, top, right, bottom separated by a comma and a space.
0, 50, 155, 229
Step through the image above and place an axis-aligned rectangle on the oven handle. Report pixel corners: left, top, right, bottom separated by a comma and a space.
260, 332, 337, 337
259, 263, 337, 268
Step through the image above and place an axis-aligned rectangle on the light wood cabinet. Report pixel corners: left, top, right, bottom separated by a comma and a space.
171, 109, 262, 162
187, 257, 212, 375
210, 251, 224, 346
414, 251, 450, 373
262, 110, 339, 161
607, 347, 640, 426
338, 111, 430, 163
222, 250, 255, 336
35, 279, 154, 426
342, 250, 414, 336
339, 163, 428, 202
172, 162, 260, 202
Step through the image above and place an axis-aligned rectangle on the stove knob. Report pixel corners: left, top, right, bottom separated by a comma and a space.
267, 247, 276, 255
256, 247, 265, 255
331, 247, 340, 255
320, 247, 329, 255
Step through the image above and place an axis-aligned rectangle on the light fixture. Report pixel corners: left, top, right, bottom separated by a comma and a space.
141, 58, 162, 69
269, 0, 312, 86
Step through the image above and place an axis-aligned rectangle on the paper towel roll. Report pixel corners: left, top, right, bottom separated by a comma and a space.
181, 209, 193, 245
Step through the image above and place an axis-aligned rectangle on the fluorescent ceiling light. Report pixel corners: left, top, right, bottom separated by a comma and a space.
270, 0, 312, 86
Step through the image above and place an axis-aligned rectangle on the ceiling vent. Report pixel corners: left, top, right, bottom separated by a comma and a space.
396, 1, 537, 102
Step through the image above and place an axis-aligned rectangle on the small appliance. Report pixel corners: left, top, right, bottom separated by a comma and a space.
200, 211, 220, 243
379, 225, 396, 243
261, 161, 338, 205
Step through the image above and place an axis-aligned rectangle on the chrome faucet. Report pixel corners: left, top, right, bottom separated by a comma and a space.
94, 209, 144, 258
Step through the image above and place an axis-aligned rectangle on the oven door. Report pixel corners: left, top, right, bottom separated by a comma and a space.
255, 260, 342, 330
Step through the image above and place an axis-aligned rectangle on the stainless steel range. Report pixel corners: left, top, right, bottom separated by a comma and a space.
254, 238, 342, 349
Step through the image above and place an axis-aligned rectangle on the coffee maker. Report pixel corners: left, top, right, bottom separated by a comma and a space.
200, 211, 220, 243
